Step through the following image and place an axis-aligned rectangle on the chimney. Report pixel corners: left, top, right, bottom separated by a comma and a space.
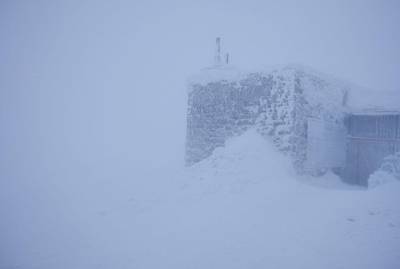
225, 53, 229, 65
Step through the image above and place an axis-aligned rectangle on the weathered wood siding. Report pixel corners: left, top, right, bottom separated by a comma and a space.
344, 114, 400, 186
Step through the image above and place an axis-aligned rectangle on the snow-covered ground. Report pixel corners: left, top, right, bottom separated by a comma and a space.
1, 130, 400, 269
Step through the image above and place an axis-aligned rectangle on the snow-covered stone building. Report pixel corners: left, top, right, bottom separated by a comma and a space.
185, 38, 400, 185
186, 65, 348, 172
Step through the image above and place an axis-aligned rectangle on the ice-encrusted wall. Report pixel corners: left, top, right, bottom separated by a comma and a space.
185, 65, 348, 170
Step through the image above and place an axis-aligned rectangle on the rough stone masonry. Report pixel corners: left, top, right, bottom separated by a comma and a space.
185, 64, 348, 172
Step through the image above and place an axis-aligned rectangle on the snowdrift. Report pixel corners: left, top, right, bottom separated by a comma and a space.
2, 131, 400, 269
186, 129, 294, 187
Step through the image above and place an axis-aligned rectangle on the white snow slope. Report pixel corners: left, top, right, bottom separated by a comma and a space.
1, 130, 400, 269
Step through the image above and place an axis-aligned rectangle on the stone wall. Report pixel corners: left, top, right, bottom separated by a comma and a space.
185, 66, 347, 171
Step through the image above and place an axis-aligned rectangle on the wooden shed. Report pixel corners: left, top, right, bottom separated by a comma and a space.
343, 110, 400, 186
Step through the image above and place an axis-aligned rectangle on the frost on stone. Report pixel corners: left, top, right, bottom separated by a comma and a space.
185, 65, 348, 172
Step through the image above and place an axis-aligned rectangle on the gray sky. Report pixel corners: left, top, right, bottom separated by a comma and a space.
0, 0, 399, 172
0, 0, 399, 266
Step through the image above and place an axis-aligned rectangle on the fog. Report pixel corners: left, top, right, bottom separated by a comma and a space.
1, 0, 400, 171
1, 0, 400, 268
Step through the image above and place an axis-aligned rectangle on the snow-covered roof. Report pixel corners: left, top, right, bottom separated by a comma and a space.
350, 109, 400, 116
346, 87, 400, 112
188, 63, 350, 88
187, 63, 400, 113
187, 64, 245, 87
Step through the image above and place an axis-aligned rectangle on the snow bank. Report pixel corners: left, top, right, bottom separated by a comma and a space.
175, 131, 400, 269
369, 151, 400, 188
184, 129, 295, 195
369, 170, 398, 189
3, 132, 400, 269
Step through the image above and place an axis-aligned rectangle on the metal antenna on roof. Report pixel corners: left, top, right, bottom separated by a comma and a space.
214, 37, 221, 66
